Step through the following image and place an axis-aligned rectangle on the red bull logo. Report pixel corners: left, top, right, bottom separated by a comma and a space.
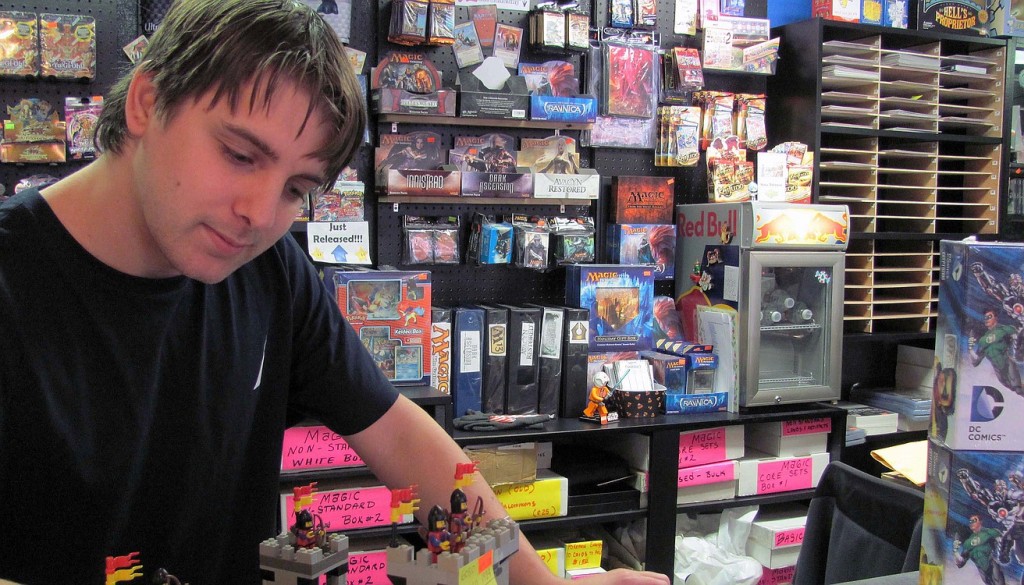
677, 209, 738, 239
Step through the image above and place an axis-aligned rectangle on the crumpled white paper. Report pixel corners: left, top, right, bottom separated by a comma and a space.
673, 507, 763, 585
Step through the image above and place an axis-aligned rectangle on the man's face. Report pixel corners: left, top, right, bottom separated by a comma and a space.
130, 76, 330, 283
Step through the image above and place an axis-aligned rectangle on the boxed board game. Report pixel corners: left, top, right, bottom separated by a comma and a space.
566, 265, 655, 352
919, 439, 1024, 584
932, 241, 1024, 452
323, 268, 432, 385
610, 176, 675, 224
916, 0, 1013, 36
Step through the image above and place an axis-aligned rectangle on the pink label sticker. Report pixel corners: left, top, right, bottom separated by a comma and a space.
756, 457, 814, 495
773, 527, 805, 548
758, 565, 795, 585
678, 427, 727, 468
347, 550, 391, 585
284, 486, 394, 531
781, 418, 832, 436
678, 460, 735, 488
281, 425, 364, 472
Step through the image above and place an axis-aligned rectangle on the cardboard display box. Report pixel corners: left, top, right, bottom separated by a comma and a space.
746, 504, 808, 569
676, 459, 739, 504
736, 450, 829, 497
745, 418, 832, 458
932, 241, 1024, 452
458, 74, 530, 120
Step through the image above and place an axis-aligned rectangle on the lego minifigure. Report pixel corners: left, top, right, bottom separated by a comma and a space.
426, 505, 452, 561
582, 371, 617, 423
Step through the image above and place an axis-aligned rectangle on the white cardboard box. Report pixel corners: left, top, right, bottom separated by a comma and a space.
745, 418, 831, 457
737, 450, 830, 497
677, 459, 738, 504
602, 425, 744, 471
746, 504, 808, 569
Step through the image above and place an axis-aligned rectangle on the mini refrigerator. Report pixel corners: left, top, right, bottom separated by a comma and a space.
674, 202, 849, 407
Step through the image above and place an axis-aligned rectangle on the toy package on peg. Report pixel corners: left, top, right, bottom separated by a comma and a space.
39, 13, 95, 79
388, 0, 429, 45
467, 213, 514, 265
656, 106, 701, 168
565, 9, 590, 52
0, 11, 39, 77
736, 94, 767, 151
402, 215, 461, 265
609, 0, 634, 28
550, 216, 596, 265
694, 91, 735, 150
64, 95, 102, 160
529, 6, 566, 51
511, 216, 551, 271
662, 47, 704, 103
427, 0, 455, 45
602, 42, 657, 119
313, 180, 365, 222
635, 0, 657, 29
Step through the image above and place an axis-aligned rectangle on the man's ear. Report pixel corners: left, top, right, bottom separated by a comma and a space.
124, 70, 158, 137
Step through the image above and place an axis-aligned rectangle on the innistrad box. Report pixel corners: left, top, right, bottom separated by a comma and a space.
932, 240, 1024, 452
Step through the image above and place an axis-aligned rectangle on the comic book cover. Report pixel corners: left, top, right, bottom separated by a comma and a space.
518, 60, 579, 97
371, 51, 442, 92
604, 43, 655, 118
517, 136, 580, 174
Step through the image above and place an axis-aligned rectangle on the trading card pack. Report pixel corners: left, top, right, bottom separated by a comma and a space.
39, 13, 95, 79
0, 12, 39, 77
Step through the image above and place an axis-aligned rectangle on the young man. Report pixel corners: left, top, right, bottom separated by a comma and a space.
0, 0, 669, 583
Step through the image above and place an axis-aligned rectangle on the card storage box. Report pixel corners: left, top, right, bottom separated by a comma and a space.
532, 168, 601, 200
565, 264, 655, 352
679, 425, 746, 468
677, 459, 738, 504
745, 418, 832, 457
746, 504, 808, 569
758, 565, 795, 585
932, 240, 1024, 452
457, 74, 530, 120
736, 450, 829, 497
493, 469, 569, 521
529, 94, 598, 123
383, 167, 462, 197
372, 87, 457, 116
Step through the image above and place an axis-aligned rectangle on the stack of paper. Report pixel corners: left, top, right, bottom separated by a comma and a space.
836, 401, 899, 436
822, 65, 879, 80
882, 53, 939, 70
846, 426, 867, 447
850, 386, 931, 432
870, 440, 928, 487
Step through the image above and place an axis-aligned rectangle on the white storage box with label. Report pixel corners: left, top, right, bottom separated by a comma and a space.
677, 459, 738, 504
746, 417, 831, 457
737, 450, 830, 497
746, 504, 808, 569
678, 425, 745, 468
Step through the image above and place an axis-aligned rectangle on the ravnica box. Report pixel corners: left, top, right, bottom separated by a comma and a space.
566, 264, 655, 352
610, 176, 675, 224
323, 268, 432, 385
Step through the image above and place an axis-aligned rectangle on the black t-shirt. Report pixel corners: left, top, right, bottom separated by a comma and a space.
0, 190, 398, 583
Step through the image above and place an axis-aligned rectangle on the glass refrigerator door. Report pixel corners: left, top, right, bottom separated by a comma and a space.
743, 251, 846, 406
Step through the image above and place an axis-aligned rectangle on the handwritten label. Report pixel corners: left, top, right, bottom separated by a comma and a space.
678, 427, 727, 468
283, 486, 402, 531
536, 548, 562, 576
493, 477, 565, 521
756, 457, 814, 495
347, 550, 390, 585
781, 418, 832, 436
773, 527, 805, 549
677, 460, 736, 488
565, 541, 602, 570
281, 425, 364, 472
758, 565, 795, 585
458, 550, 497, 585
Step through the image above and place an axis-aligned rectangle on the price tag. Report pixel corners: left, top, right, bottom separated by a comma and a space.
283, 486, 399, 531
781, 418, 831, 436
281, 425, 364, 472
678, 427, 727, 468
536, 548, 562, 576
458, 550, 497, 585
755, 457, 814, 495
565, 541, 602, 570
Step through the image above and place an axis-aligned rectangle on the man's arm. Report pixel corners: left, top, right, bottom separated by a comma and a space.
345, 395, 670, 585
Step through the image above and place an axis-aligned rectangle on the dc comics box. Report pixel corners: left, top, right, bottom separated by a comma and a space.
920, 439, 1024, 585
323, 268, 432, 386
932, 240, 1024, 452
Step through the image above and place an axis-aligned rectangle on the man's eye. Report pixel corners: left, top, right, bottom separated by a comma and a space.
223, 146, 254, 165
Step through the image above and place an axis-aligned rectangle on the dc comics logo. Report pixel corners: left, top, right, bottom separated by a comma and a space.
970, 386, 1004, 422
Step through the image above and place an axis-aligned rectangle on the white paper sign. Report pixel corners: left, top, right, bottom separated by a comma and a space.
306, 221, 372, 265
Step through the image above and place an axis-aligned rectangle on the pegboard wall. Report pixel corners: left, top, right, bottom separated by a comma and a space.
0, 0, 136, 193
372, 0, 770, 305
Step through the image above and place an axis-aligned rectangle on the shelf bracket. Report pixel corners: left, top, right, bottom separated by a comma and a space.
393, 202, 399, 212
391, 122, 398, 133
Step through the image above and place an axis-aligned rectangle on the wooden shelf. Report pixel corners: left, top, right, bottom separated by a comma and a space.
377, 113, 594, 130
